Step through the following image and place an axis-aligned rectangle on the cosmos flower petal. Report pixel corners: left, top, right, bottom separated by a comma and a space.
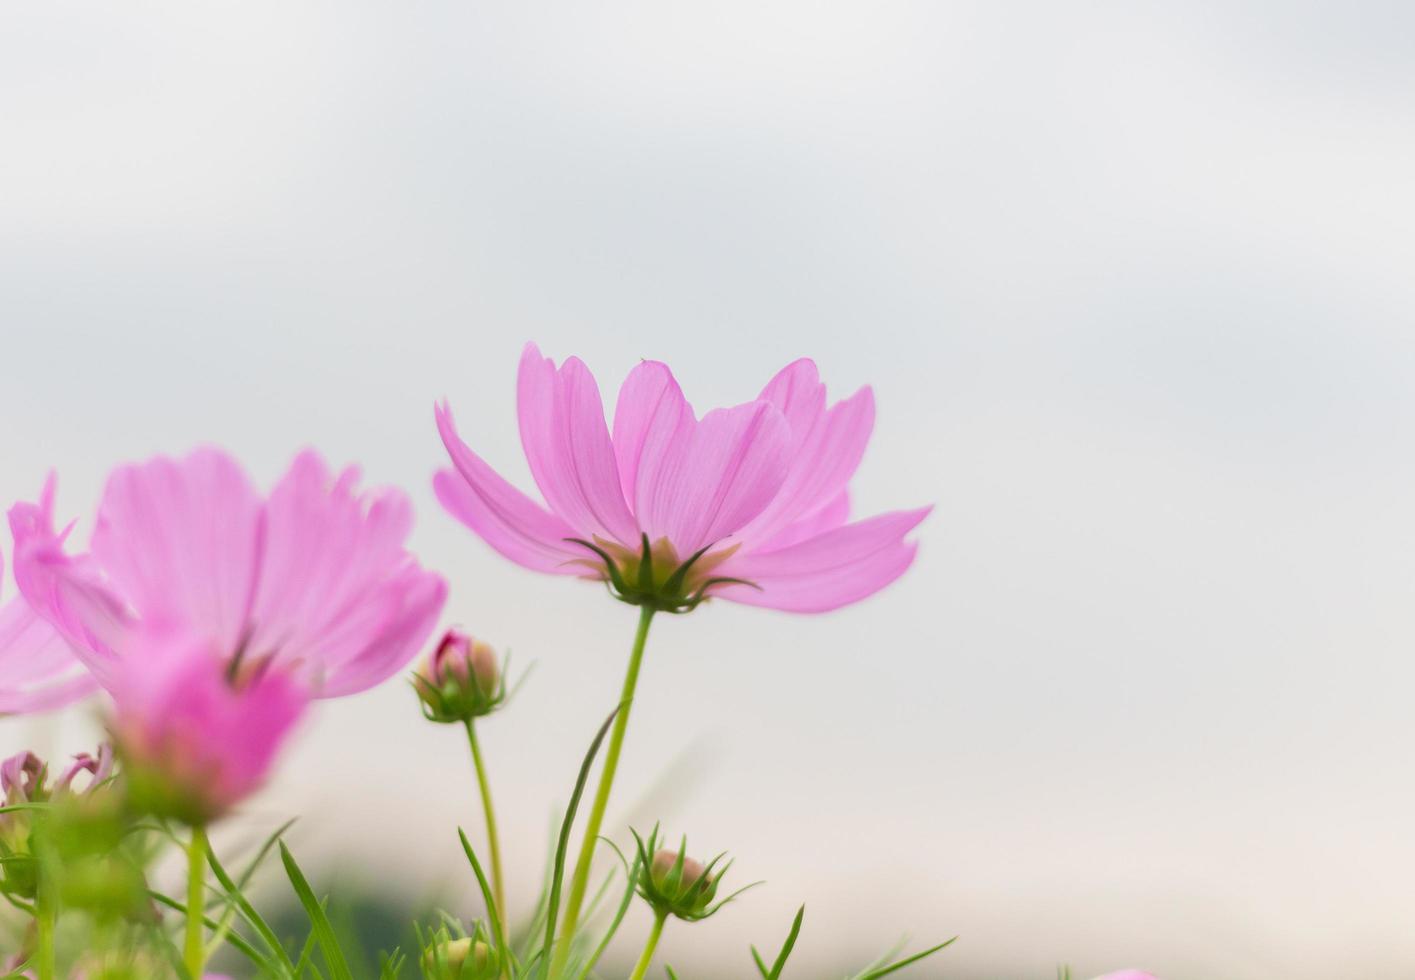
740, 385, 875, 543
756, 490, 851, 552
517, 344, 638, 545
612, 359, 695, 512
310, 565, 448, 698
10, 490, 131, 689
651, 401, 793, 556
0, 597, 99, 713
757, 358, 826, 447
247, 450, 446, 697
435, 402, 582, 573
113, 628, 307, 822
714, 506, 931, 612
90, 448, 263, 655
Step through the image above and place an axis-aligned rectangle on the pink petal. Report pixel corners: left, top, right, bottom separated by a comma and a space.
0, 598, 99, 713
714, 507, 931, 613
435, 402, 582, 573
757, 490, 851, 552
90, 448, 263, 656
517, 344, 638, 546
611, 359, 694, 513
757, 358, 826, 447
10, 489, 131, 688
309, 557, 447, 695
248, 451, 447, 697
638, 401, 792, 556
113, 628, 306, 820
739, 384, 875, 545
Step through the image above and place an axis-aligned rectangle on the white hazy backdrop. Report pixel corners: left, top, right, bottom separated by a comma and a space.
3, 3, 1414, 977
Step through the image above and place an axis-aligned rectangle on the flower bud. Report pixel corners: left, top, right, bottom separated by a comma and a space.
421, 936, 499, 979
414, 630, 507, 723
650, 848, 709, 894
633, 826, 747, 923
0, 745, 116, 900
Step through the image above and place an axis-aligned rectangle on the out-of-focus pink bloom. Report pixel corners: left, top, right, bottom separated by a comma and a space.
0, 476, 99, 713
0, 744, 112, 805
435, 344, 929, 613
11, 449, 447, 699
113, 628, 306, 823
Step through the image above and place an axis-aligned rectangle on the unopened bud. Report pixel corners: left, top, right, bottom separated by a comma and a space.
422, 937, 496, 979
651, 849, 708, 892
634, 828, 737, 922
414, 630, 508, 723
430, 631, 500, 695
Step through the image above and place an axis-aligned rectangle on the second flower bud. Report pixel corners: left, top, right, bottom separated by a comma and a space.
413, 630, 507, 723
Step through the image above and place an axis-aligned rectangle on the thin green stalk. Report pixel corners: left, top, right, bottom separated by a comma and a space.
627, 912, 667, 980
185, 824, 209, 978
552, 605, 655, 975
35, 879, 55, 980
465, 718, 508, 939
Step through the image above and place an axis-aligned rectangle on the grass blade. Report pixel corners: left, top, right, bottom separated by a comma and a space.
279, 841, 355, 980
766, 906, 805, 980
857, 937, 957, 980
541, 706, 621, 978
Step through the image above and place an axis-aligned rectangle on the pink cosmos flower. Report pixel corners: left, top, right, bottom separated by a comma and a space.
0, 477, 99, 713
11, 448, 448, 699
434, 344, 929, 613
0, 744, 113, 805
113, 627, 307, 823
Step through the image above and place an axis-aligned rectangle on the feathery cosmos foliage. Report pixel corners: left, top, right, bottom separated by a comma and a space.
435, 343, 929, 613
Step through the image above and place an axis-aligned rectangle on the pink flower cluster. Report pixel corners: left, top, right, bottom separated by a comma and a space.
0, 344, 927, 821
4, 449, 446, 821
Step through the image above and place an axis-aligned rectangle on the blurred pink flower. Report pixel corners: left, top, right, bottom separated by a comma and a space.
435, 343, 929, 613
0, 476, 99, 713
0, 744, 112, 805
113, 628, 306, 823
10, 448, 447, 698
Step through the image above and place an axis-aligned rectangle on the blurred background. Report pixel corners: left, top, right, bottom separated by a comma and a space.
3, 2, 1414, 977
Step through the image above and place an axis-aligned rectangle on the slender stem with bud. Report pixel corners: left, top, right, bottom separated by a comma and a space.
465, 718, 508, 937
627, 910, 668, 980
184, 824, 208, 978
553, 604, 656, 974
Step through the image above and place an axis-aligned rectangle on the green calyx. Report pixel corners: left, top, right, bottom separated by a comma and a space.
631, 824, 760, 923
566, 534, 760, 614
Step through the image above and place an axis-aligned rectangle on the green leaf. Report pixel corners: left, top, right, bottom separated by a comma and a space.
855, 937, 957, 980
206, 834, 297, 973
574, 846, 643, 980
541, 705, 621, 978
458, 826, 513, 965
766, 905, 805, 980
278, 840, 355, 980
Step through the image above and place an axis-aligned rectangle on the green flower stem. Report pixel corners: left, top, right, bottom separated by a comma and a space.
184, 824, 208, 978
35, 877, 56, 980
627, 911, 668, 980
552, 604, 656, 975
465, 718, 508, 939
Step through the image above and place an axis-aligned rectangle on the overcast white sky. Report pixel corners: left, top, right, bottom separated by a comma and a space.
4, 2, 1415, 977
